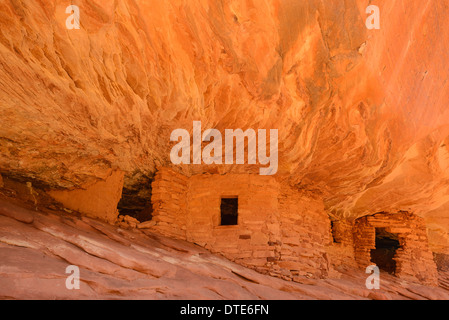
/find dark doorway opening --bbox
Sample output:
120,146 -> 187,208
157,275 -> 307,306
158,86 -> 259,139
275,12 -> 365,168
117,174 -> 153,222
220,197 -> 238,225
370,228 -> 400,274
330,220 -> 340,243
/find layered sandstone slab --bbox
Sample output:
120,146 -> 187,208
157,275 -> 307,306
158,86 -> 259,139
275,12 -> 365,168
1,195 -> 449,300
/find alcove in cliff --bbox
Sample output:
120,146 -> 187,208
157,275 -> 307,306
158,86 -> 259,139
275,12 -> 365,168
117,173 -> 153,222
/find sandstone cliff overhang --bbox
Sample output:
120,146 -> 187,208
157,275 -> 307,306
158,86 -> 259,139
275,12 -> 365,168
0,0 -> 449,263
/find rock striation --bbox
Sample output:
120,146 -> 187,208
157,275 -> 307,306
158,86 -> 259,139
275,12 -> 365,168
1,193 -> 449,300
0,0 -> 449,297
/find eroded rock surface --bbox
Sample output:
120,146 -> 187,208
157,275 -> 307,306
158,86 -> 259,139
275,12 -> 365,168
0,0 -> 449,296
1,0 -> 448,236
1,195 -> 449,300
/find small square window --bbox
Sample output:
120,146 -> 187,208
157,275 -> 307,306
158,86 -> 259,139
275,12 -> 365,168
220,197 -> 238,225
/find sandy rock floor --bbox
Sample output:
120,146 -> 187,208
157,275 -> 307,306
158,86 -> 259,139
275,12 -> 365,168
1,197 -> 449,300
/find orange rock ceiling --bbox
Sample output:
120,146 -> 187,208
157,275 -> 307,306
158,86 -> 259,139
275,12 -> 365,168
0,1 -> 448,242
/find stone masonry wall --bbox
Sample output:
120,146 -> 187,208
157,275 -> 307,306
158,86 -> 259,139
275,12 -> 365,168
275,186 -> 332,279
327,220 -> 357,270
150,168 -> 333,280
353,212 -> 438,286
186,174 -> 280,275
150,168 -> 188,239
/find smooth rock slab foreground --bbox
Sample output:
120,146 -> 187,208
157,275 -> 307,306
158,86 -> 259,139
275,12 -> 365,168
0,198 -> 449,300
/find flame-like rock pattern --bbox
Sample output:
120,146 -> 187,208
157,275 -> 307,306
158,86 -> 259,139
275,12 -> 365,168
0,1 -> 448,248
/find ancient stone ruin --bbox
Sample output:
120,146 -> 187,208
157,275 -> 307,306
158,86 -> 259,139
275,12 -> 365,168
150,168 -> 331,280
1,0 -> 449,300
144,168 -> 441,286
352,212 -> 438,286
